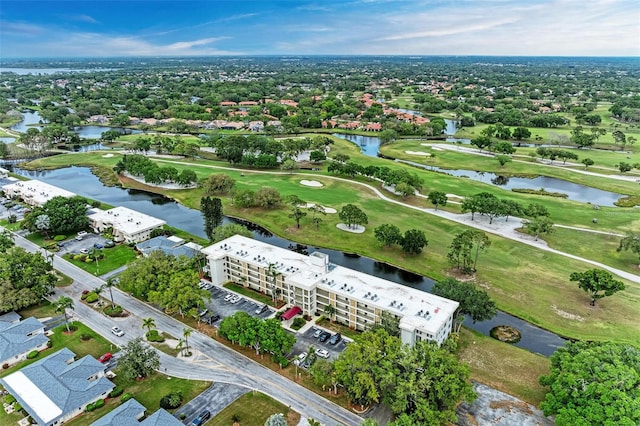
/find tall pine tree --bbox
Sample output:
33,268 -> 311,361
200,197 -> 223,240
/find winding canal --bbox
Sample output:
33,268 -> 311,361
14,166 -> 567,356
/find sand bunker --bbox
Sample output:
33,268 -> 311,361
336,224 -> 366,234
300,180 -> 323,187
101,153 -> 114,158
405,150 -> 431,156
302,203 -> 337,213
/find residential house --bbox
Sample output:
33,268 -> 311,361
91,398 -> 182,426
136,235 -> 201,259
0,348 -> 115,426
0,313 -> 48,368
248,121 -> 264,132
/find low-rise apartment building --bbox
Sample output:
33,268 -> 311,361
88,206 -> 166,244
202,235 -> 458,346
2,180 -> 75,207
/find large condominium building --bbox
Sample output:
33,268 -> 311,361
2,180 -> 76,207
88,206 -> 166,244
202,235 -> 459,346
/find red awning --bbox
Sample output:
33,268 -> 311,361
281,306 -> 302,320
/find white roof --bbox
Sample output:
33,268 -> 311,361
2,180 -> 75,205
88,206 -> 165,236
203,235 -> 458,335
2,371 -> 62,423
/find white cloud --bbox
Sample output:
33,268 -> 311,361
0,21 -> 44,36
216,13 -> 259,23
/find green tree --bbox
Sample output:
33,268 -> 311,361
580,158 -> 594,169
287,195 -> 307,229
142,317 -> 156,334
618,161 -> 632,173
182,328 -> 192,356
427,191 -> 447,211
339,204 -> 368,229
617,233 -> 640,267
103,277 -> 118,308
202,173 -> 236,195
495,154 -> 512,167
569,269 -> 625,306
512,126 -> 531,140
323,304 -> 336,323
233,189 -> 255,208
470,135 -> 493,152
374,224 -> 402,247
432,278 -> 497,332
368,311 -> 400,337
264,413 -> 287,426
447,230 -> 490,273
23,196 -> 89,235
523,216 -> 554,241
0,229 -> 14,252
379,129 -> 398,144
118,337 -> 160,380
400,229 -> 428,255
524,203 -> 550,218
254,187 -> 282,209
55,296 -> 74,333
200,196 -> 223,241
281,158 -> 297,174
539,341 -> 640,426
210,223 -> 252,242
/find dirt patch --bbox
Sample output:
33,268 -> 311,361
551,304 -> 585,321
489,400 -> 534,415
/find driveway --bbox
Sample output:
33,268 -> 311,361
201,285 -> 274,325
56,232 -> 111,255
289,326 -> 348,364
175,382 -> 248,425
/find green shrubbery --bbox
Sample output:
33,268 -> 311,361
4,395 -> 16,404
104,305 -> 124,317
159,391 -> 183,409
85,292 -> 98,303
146,329 -> 165,342
121,393 -> 133,402
109,386 -> 124,398
291,317 -> 306,330
27,350 -> 39,359
53,235 -> 66,241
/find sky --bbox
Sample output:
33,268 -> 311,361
1,0 -> 639,58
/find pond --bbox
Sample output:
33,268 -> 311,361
12,166 -> 567,356
333,133 -> 625,206
10,110 -> 141,139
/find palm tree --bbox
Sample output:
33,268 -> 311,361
142,317 -> 156,336
323,304 -> 336,323
103,277 -> 117,308
267,263 -> 281,302
182,328 -> 192,356
55,296 -> 74,333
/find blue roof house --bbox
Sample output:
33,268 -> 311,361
0,312 -> 49,368
91,398 -> 182,426
0,348 -> 115,426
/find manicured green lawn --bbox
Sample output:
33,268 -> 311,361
210,392 -> 299,426
18,300 -> 59,319
63,245 -> 138,275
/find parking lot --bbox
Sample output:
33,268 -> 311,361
200,285 -> 275,325
56,232 -> 112,255
289,325 -> 349,365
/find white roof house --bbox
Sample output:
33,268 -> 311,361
88,206 -> 166,244
0,348 -> 114,426
0,313 -> 48,367
202,235 -> 459,346
2,180 -> 76,207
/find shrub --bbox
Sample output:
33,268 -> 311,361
180,413 -> 187,420
8,215 -> 17,224
291,317 -> 306,330
4,395 -> 16,404
80,290 -> 89,300
73,254 -> 84,261
27,350 -> 39,359
86,403 -> 95,412
2,363 -> 9,370
80,333 -> 92,341
104,305 -> 123,317
109,387 -> 124,398
53,235 -> 66,241
314,315 -> 325,324
85,292 -> 98,303
159,391 -> 183,409
46,340 -> 53,348
146,329 -> 165,342
13,403 -> 22,413
121,393 -> 133,402
93,399 -> 105,409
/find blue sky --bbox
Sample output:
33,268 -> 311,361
1,0 -> 639,58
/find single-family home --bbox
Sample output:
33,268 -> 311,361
0,348 -> 115,426
136,235 -> 201,259
91,398 -> 182,426
0,312 -> 49,368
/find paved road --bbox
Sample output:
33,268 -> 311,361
10,232 -> 363,426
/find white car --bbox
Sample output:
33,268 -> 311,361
292,353 -> 307,366
315,348 -> 330,359
224,293 -> 234,302
230,295 -> 242,304
76,231 -> 88,241
313,328 -> 323,338
111,326 -> 124,337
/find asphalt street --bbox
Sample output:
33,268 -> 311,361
10,231 -> 363,426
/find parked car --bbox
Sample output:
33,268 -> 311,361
98,353 -> 113,363
191,409 -> 211,426
209,314 -> 220,323
104,240 -> 115,248
313,328 -> 323,338
315,348 -> 330,359
80,248 -> 89,254
111,326 -> 124,337
93,243 -> 104,249
198,309 -> 208,317
76,231 -> 88,241
329,333 -> 342,345
230,295 -> 241,304
319,331 -> 331,342
292,352 -> 307,366
254,304 -> 268,315
197,281 -> 207,289
224,293 -> 234,302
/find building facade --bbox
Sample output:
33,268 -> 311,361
0,313 -> 49,368
202,235 -> 458,346
2,180 -> 76,207
88,206 -> 166,244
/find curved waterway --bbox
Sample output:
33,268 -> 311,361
13,166 -> 566,356
334,133 -> 624,206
